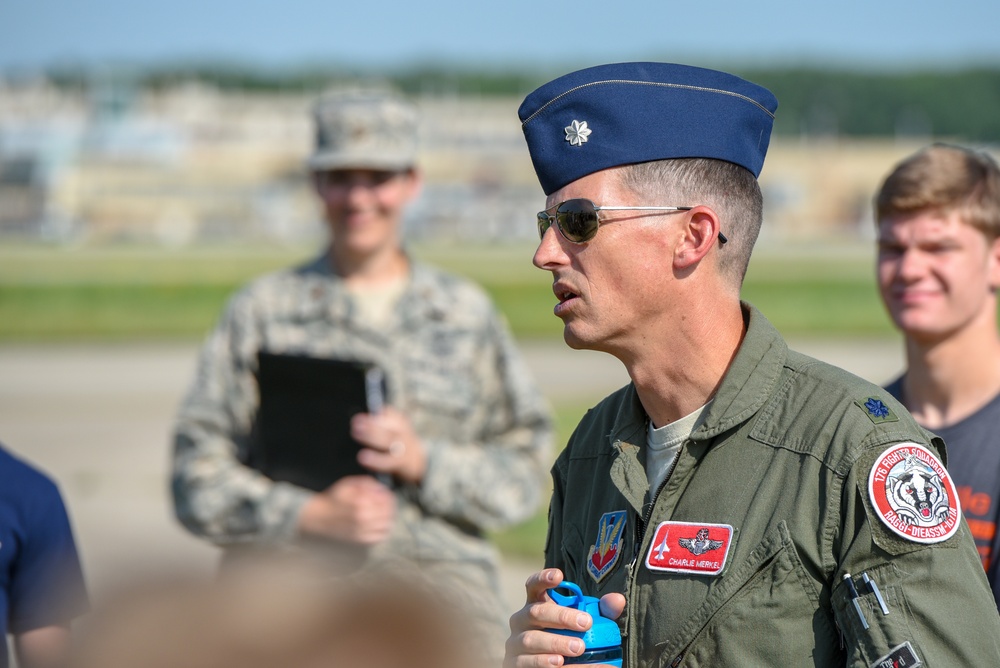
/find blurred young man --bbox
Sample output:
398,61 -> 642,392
170,87 -> 552,662
876,143 -> 1000,604
504,63 -> 1000,668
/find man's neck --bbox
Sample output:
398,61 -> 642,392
902,315 -> 1000,429
624,298 -> 746,428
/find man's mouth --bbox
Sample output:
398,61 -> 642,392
552,283 -> 580,316
893,290 -> 939,308
556,290 -> 578,304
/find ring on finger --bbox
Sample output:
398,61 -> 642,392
389,441 -> 405,457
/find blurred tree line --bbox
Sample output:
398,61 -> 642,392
44,64 -> 1000,142
746,68 -> 1000,141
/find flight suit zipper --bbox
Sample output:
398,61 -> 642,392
634,444 -> 681,555
625,443 -> 683,667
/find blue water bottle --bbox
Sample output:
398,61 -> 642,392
546,581 -> 623,666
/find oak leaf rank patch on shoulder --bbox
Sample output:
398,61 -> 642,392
857,396 -> 899,424
868,442 -> 961,544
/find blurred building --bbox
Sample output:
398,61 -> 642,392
0,74 -> 995,245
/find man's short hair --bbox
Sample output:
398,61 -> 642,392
618,158 -> 763,285
875,143 -> 1000,238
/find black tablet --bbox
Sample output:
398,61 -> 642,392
249,351 -> 386,491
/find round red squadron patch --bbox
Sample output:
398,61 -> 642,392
867,442 -> 961,544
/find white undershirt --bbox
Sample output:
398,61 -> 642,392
646,400 -> 713,494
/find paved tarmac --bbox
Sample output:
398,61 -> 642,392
0,337 -> 903,612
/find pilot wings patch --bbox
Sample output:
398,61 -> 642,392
678,528 -> 725,556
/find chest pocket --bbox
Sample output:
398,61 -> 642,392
658,522 -> 838,667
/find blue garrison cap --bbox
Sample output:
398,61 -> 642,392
519,62 -> 778,195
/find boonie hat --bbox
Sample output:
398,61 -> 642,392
518,62 -> 778,195
308,87 -> 419,172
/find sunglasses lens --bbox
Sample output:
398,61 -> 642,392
556,200 -> 599,243
537,213 -> 552,240
537,199 -> 600,243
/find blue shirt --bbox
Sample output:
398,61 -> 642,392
0,445 -> 88,666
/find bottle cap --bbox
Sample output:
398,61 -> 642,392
546,581 -> 622,654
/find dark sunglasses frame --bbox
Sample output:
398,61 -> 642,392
537,198 -> 728,245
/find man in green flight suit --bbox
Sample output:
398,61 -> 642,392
504,62 -> 1000,667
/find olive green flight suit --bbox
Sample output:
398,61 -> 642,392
546,305 -> 1000,667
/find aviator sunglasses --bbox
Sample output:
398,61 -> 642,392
537,198 -> 728,245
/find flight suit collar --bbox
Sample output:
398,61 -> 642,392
605,302 -> 787,514
608,301 -> 787,447
694,302 -> 788,441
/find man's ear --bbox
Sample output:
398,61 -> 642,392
673,206 -> 722,270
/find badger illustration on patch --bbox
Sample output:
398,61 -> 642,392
887,454 -> 951,527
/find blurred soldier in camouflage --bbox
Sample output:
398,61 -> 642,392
170,87 -> 553,662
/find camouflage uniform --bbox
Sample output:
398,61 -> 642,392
172,250 -> 553,659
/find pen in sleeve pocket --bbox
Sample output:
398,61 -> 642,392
842,573 -> 869,630
862,572 -> 890,615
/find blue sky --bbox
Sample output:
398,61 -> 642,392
1,0 -> 998,74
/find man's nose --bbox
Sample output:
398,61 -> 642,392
896,249 -> 926,280
533,224 -> 568,270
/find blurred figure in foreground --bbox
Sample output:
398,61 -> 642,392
170,86 -> 552,662
876,143 -> 1000,605
0,442 -> 88,668
69,568 -> 474,668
